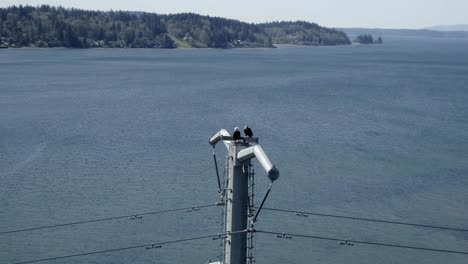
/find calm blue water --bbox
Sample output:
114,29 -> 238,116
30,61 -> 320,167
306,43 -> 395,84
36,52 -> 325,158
1,37 -> 468,264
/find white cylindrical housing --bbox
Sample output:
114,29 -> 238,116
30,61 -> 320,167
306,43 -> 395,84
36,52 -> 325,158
237,145 -> 279,182
209,129 -> 231,149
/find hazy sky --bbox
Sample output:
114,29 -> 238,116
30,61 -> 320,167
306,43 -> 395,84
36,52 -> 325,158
2,0 -> 467,29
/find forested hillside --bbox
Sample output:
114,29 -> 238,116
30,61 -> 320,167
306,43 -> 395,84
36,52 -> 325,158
0,5 -> 350,48
163,13 -> 271,48
259,21 -> 350,46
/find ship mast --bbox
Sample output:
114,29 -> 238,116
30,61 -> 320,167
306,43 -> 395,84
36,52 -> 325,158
209,128 -> 279,264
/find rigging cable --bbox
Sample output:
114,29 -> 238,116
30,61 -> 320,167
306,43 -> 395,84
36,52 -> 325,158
212,146 -> 222,194
262,207 -> 468,232
252,183 -> 273,223
255,230 -> 468,256
0,203 -> 220,235
12,230 -> 248,264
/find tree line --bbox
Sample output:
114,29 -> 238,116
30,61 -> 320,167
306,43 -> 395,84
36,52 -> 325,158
0,5 -> 351,48
353,34 -> 383,44
259,21 -> 350,46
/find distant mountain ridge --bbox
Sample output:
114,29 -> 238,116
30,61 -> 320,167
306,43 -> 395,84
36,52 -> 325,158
425,25 -> 468,32
339,27 -> 468,39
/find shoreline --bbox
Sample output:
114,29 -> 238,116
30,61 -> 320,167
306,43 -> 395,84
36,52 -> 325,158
1,43 -> 355,50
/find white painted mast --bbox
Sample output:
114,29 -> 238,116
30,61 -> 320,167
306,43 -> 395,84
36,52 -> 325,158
209,128 -> 279,264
